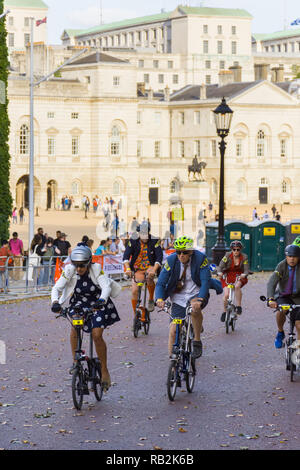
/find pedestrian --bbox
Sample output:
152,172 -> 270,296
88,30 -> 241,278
109,196 -> 114,212
252,207 -> 257,220
19,207 -> 24,224
271,204 -> 277,218
36,227 -> 46,246
12,207 -> 17,224
263,210 -> 269,220
61,196 -> 65,211
64,196 -> 69,211
275,211 -> 281,221
131,217 -> 139,233
93,198 -> 98,213
0,240 -> 12,292
9,232 -> 24,280
84,197 -> 90,218
208,201 -> 213,220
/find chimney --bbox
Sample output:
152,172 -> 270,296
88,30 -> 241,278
218,70 -> 234,87
164,85 -> 170,101
200,83 -> 206,99
271,66 -> 284,82
229,65 -> 242,82
254,63 -> 269,81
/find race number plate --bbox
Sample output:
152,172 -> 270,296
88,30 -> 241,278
72,319 -> 84,326
172,319 -> 183,324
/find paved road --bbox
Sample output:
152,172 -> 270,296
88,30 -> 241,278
0,273 -> 299,451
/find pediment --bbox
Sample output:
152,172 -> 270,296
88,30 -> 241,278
230,81 -> 298,106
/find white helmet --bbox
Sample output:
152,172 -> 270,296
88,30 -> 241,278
70,245 -> 92,265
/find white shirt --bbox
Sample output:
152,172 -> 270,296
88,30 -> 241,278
170,260 -> 199,308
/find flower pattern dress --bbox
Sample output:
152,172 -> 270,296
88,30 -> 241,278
69,270 -> 120,332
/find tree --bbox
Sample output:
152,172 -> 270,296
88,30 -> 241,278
0,1 -> 12,240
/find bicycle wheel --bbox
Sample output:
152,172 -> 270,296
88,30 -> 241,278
167,360 -> 178,401
225,308 -> 231,334
143,309 -> 150,335
72,366 -> 84,410
92,358 -> 103,401
133,309 -> 141,338
185,339 -> 196,393
230,314 -> 237,332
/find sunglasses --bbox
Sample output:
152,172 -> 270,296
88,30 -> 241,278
176,250 -> 191,255
72,262 -> 89,268
232,248 -> 241,252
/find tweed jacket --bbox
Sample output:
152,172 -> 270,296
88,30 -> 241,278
267,259 -> 300,303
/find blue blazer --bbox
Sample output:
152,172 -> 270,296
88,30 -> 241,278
155,250 -> 222,301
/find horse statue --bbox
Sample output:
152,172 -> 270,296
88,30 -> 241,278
188,156 -> 207,181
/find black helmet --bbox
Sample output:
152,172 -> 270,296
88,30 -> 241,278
70,245 -> 92,265
285,244 -> 300,258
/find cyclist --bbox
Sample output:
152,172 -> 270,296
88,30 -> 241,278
155,236 -> 222,359
266,244 -> 300,348
51,245 -> 121,391
123,226 -> 163,322
217,240 -> 249,322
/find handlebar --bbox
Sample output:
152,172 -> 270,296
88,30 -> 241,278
260,296 -> 300,311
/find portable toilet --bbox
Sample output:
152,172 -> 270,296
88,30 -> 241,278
285,219 -> 300,245
249,220 -> 286,271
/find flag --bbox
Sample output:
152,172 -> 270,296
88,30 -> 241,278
54,258 -> 64,283
291,18 -> 300,26
36,17 -> 47,27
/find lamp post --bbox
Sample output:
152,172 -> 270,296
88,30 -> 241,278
211,97 -> 233,265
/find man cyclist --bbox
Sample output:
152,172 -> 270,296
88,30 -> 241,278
51,245 -> 121,391
217,240 -> 249,322
266,244 -> 300,349
155,236 -> 221,359
123,226 -> 163,322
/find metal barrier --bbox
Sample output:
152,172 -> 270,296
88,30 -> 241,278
0,255 -> 125,298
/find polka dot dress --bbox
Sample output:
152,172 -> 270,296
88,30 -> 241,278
69,270 -> 120,332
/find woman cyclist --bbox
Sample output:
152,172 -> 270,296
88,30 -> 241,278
51,245 -> 121,391
217,240 -> 250,322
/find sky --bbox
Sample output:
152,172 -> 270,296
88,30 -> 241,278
44,0 -> 300,44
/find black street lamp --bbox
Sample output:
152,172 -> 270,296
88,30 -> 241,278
211,97 -> 233,265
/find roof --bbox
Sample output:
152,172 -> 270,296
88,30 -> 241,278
4,0 -> 48,8
253,27 -> 300,42
76,11 -> 171,37
75,5 -> 252,38
170,81 -> 261,102
177,6 -> 252,18
62,29 -> 85,38
69,51 -> 128,66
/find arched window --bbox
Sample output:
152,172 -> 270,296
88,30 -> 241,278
170,179 -> 179,193
110,125 -> 120,155
237,179 -> 247,199
282,180 -> 287,193
256,130 -> 265,157
113,180 -> 120,195
71,180 -> 80,195
20,124 -> 29,154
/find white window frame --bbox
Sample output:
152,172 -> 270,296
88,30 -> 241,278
71,136 -> 79,156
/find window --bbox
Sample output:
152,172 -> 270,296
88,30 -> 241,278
232,25 -> 236,35
110,126 -> 120,155
8,33 -> 14,47
71,112 -> 79,119
205,75 -> 211,84
173,74 -> 179,84
236,139 -> 243,158
24,33 -> 30,46
138,59 -> 144,68
48,136 -> 55,156
24,17 -> 30,27
219,60 -> 225,70
8,16 -> 14,26
71,181 -> 80,195
47,112 -> 55,119
237,179 -> 246,198
72,136 -> 79,155
203,40 -> 209,53
205,60 -> 211,69
257,130 -> 265,157
211,139 -> 217,157
137,111 -> 142,124
153,60 -> 159,68
217,25 -> 222,35
154,112 -> 161,125
170,179 -> 179,193
179,112 -> 185,125
280,139 -> 287,158
113,76 -> 120,86
217,41 -> 223,54
179,141 -> 185,158
203,24 -> 208,34
158,74 -> 164,84
168,60 -> 173,69
137,140 -> 142,157
19,124 -> 29,154
194,140 -> 201,157
144,73 -> 149,84
231,41 -> 237,54
194,111 -> 200,124
282,180 -> 287,193
154,140 -> 161,158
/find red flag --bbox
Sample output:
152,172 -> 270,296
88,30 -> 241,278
54,258 -> 64,283
36,17 -> 47,27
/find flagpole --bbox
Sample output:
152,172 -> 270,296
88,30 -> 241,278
29,17 -> 34,250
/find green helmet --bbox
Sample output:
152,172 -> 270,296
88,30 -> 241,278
293,236 -> 300,247
174,236 -> 194,250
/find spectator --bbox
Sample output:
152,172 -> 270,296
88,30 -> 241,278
271,204 -> 277,218
77,235 -> 89,247
39,237 -> 59,285
87,239 -> 94,250
53,233 -> 71,258
95,240 -> 107,255
275,211 -> 281,221
252,207 -> 257,220
263,210 -> 269,220
131,217 -> 139,232
109,196 -> 114,212
36,227 -> 46,246
12,207 -> 17,224
0,240 -> 12,292
27,234 -> 43,282
115,237 -> 125,255
9,232 -> 24,281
